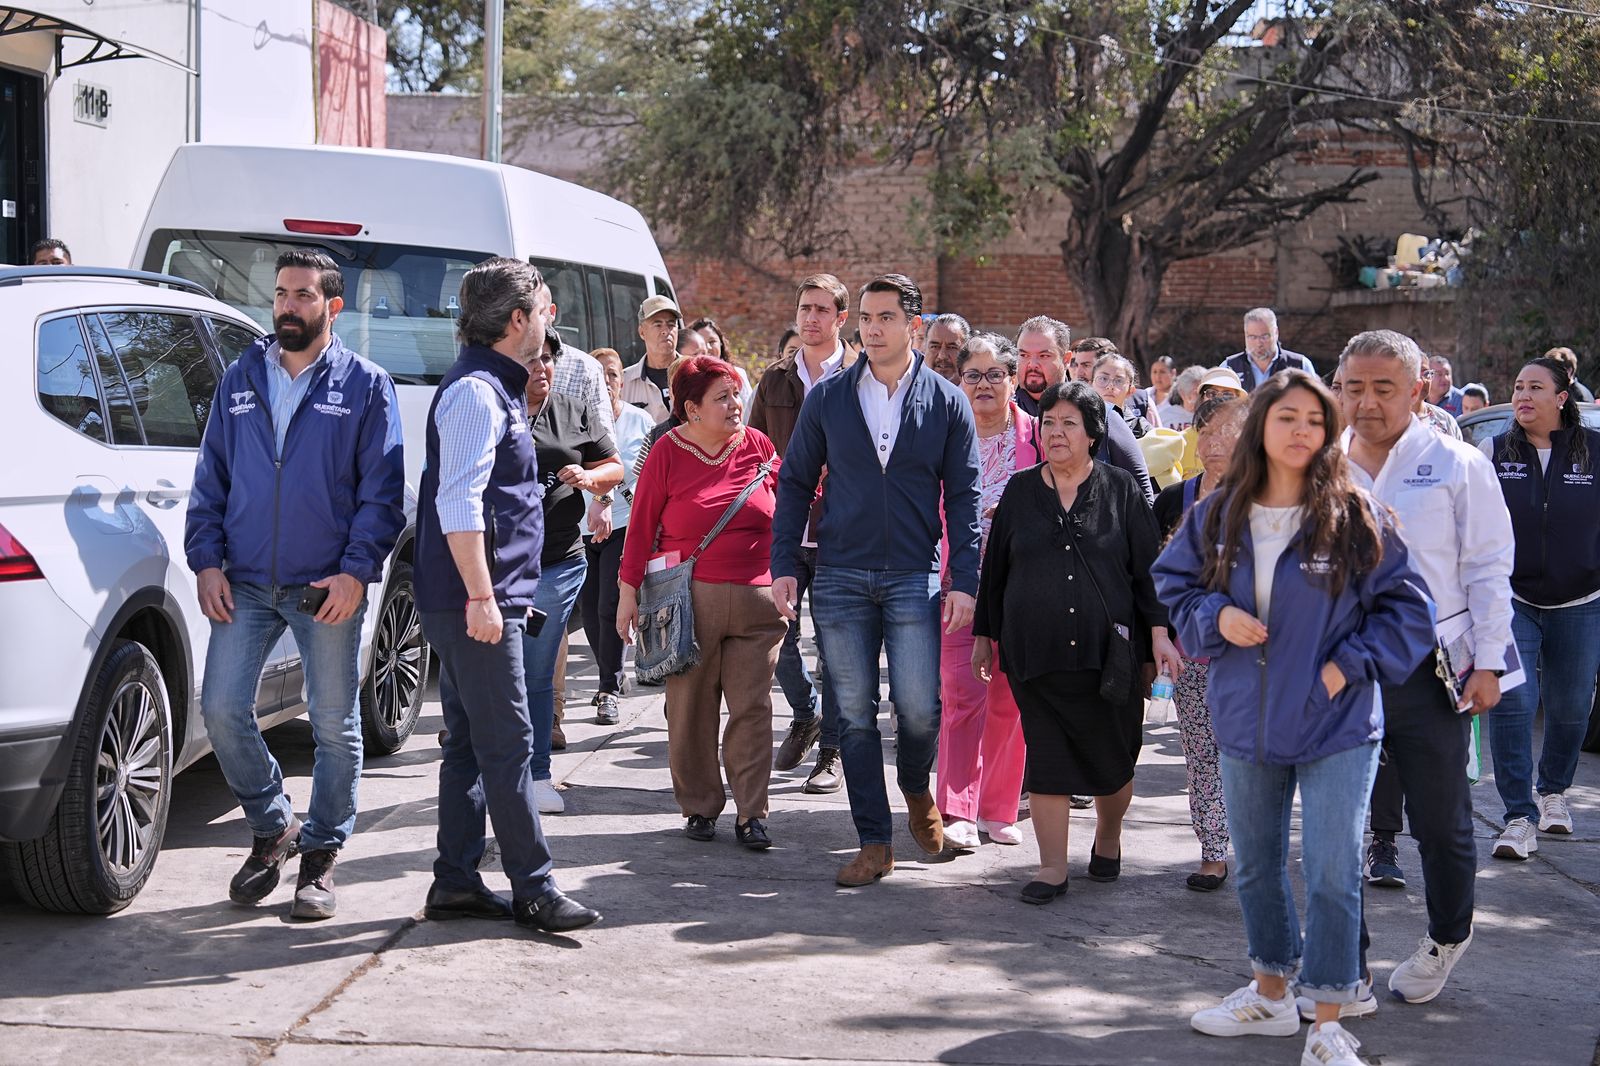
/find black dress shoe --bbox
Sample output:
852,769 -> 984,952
424,883 -> 514,920
735,818 -> 773,850
685,814 -> 716,841
1087,846 -> 1122,882
1020,878 -> 1069,904
514,892 -> 601,933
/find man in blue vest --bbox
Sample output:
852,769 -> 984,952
414,257 -> 600,933
187,248 -> 405,920
1222,307 -> 1316,391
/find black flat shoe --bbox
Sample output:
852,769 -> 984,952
685,814 -> 716,841
735,818 -> 773,850
1087,846 -> 1121,882
424,883 -> 514,920
1020,878 -> 1069,904
1186,867 -> 1229,892
514,891 -> 601,933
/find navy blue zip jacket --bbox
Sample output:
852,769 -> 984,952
772,353 -> 982,594
186,333 -> 406,587
1151,492 -> 1436,766
1488,426 -> 1600,606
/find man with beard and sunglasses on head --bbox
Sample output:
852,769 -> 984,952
187,248 -> 405,919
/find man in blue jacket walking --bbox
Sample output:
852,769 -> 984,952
186,249 -> 405,919
771,273 -> 983,886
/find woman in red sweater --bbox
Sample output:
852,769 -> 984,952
618,356 -> 787,849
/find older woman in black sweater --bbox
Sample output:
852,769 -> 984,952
973,381 -> 1181,903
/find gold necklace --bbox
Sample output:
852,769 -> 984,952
670,426 -> 743,466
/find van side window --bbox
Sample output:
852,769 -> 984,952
607,271 -> 648,364
529,258 -> 591,352
653,277 -> 675,304
36,316 -> 108,443
584,268 -> 609,351
95,312 -> 219,447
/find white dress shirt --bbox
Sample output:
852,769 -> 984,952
857,355 -> 916,468
795,343 -> 845,395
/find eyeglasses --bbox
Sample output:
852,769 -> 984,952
960,368 -> 1011,385
1093,373 -> 1131,389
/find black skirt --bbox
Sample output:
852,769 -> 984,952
1008,668 -> 1142,796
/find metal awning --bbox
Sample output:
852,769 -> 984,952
0,6 -> 195,76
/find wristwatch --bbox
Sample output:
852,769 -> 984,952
595,493 -> 614,505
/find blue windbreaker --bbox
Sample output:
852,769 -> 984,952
185,333 -> 405,587
1151,492 -> 1436,766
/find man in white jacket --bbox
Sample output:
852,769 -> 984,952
1335,329 -> 1514,1013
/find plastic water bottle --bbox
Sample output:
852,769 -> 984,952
1146,670 -> 1175,726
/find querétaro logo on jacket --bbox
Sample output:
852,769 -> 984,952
1497,461 -> 1528,480
229,389 -> 257,415
314,387 -> 352,418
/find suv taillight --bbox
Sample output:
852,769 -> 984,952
0,522 -> 43,582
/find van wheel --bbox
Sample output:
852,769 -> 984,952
0,640 -> 172,914
360,561 -> 429,756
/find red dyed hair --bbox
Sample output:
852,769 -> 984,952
671,355 -> 741,422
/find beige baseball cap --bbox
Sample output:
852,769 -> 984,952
1198,366 -> 1247,396
637,294 -> 681,324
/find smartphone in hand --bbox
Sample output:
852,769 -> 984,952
298,586 -> 331,614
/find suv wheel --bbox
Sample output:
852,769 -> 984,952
360,561 -> 429,755
1,640 -> 173,914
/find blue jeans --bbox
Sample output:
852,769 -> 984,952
524,555 -> 588,781
1490,598 -> 1600,823
200,581 -> 367,851
423,610 -> 557,905
810,566 -> 942,847
774,547 -> 840,749
1220,742 -> 1380,1003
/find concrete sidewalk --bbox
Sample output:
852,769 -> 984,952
2,647 -> 1597,1065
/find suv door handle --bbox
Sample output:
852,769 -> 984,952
145,479 -> 186,507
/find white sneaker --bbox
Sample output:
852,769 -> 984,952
1302,1021 -> 1363,1066
1295,978 -> 1377,1021
1493,817 -> 1538,860
1537,792 -> 1574,834
1388,929 -> 1472,1004
943,819 -> 980,849
978,819 -> 1023,845
534,778 -> 565,814
1190,981 -> 1301,1038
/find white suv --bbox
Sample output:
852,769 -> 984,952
0,266 -> 428,914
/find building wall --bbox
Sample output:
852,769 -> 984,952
388,93 -> 1466,373
0,1 -> 381,268
315,0 -> 386,147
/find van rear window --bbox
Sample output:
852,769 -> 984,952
143,230 -> 493,386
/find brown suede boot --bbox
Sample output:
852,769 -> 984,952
835,844 -> 894,887
903,790 -> 945,855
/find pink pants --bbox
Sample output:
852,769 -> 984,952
935,625 -> 1026,823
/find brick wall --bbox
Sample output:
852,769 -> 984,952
389,95 -> 1476,375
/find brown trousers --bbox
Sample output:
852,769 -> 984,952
664,581 -> 786,821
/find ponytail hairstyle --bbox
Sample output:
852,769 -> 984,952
1199,370 -> 1384,599
1498,357 -> 1589,473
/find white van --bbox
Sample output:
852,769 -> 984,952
132,143 -> 677,488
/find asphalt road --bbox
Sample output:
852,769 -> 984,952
3,637 -> 1597,1066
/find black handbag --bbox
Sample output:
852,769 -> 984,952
633,456 -> 776,684
1049,473 -> 1137,706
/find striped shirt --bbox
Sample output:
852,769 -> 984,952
433,377 -> 509,535
263,339 -> 330,457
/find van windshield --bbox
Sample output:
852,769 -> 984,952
143,230 -> 493,386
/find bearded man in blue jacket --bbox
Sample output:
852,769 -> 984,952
186,248 -> 404,920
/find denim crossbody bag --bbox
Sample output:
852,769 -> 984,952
634,458 -> 776,683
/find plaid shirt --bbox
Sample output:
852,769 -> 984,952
550,341 -> 613,438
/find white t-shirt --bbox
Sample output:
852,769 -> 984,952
1157,402 -> 1192,432
1250,504 -> 1303,620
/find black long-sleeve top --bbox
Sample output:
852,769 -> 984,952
973,461 -> 1168,683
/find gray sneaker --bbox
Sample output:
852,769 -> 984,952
595,692 -> 620,725
802,746 -> 843,794
290,848 -> 339,920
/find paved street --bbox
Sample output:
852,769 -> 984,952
3,634 -> 1598,1066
